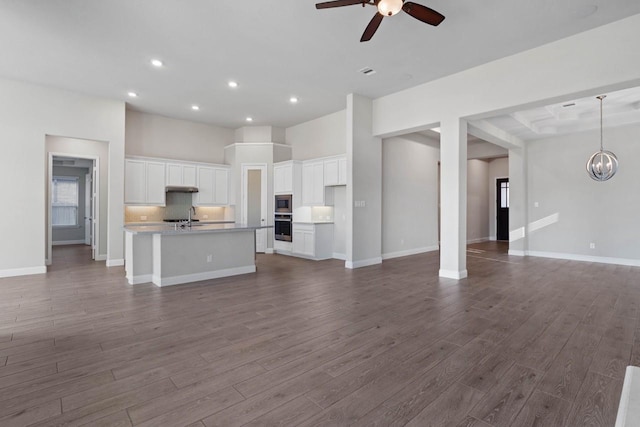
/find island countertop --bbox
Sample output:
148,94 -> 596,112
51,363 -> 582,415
124,223 -> 272,235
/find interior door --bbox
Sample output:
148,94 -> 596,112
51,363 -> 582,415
242,164 -> 267,253
84,172 -> 91,246
496,178 -> 509,241
91,163 -> 98,260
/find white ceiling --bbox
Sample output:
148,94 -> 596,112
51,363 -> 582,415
481,86 -> 640,141
1,1 -> 639,129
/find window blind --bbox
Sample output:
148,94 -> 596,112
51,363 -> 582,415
52,176 -> 79,226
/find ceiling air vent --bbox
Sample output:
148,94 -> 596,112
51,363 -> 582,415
358,67 -> 376,76
562,103 -> 576,107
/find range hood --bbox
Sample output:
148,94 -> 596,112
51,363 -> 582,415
165,186 -> 199,193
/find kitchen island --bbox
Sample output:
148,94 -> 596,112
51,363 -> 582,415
124,223 -> 271,287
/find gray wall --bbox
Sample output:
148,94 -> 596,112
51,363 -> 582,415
51,166 -> 89,244
382,135 -> 440,258
527,123 -> 640,261
287,110 -> 346,160
126,110 -> 233,164
467,159 -> 490,243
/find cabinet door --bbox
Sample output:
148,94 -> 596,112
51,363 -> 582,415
274,164 -> 292,194
146,162 -> 166,205
312,162 -> 324,205
182,165 -> 197,187
125,160 -> 146,204
196,166 -> 215,205
324,159 -> 339,186
303,231 -> 315,256
292,230 -> 305,254
166,163 -> 182,186
338,157 -> 347,185
214,168 -> 228,205
302,163 -> 315,206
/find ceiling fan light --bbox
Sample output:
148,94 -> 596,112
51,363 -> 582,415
377,0 -> 403,16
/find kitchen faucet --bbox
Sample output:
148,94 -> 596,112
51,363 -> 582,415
188,206 -> 196,226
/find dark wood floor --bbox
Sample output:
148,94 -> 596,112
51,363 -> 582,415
0,242 -> 636,426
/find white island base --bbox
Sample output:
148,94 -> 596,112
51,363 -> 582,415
125,224 -> 264,287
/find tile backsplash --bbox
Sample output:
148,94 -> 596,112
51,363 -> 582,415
125,194 -> 228,223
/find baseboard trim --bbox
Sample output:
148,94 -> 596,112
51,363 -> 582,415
508,250 -> 527,256
489,235 -> 497,241
467,237 -> 490,244
265,248 -> 274,254
127,274 -> 152,285
94,254 -> 107,261
439,269 -> 468,280
345,257 -> 382,269
332,252 -> 346,260
527,251 -> 640,267
52,240 -> 86,246
382,245 -> 439,260
106,259 -> 124,267
0,265 -> 47,278
152,265 -> 256,287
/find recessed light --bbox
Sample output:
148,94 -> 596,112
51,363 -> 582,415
127,92 -> 138,98
246,117 -> 253,122
228,81 -> 239,88
289,97 -> 299,104
151,59 -> 163,67
191,105 -> 200,111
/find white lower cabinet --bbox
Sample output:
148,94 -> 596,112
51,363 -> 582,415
292,223 -> 333,260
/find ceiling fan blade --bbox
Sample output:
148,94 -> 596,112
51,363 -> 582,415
402,2 -> 445,26
316,0 -> 368,9
360,13 -> 384,42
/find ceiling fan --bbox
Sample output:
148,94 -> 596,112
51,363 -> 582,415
315,0 -> 445,42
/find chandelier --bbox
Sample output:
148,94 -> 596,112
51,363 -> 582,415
586,95 -> 618,181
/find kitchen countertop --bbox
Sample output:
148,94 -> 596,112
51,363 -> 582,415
125,220 -> 234,226
292,221 -> 334,224
124,223 -> 272,235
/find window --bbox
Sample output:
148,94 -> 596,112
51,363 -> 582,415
500,181 -> 510,208
52,176 -> 79,227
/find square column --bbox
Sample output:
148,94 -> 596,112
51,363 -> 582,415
439,118 -> 468,279
508,147 -> 528,255
345,93 -> 382,269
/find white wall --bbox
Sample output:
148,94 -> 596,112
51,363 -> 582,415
0,77 -> 125,277
287,110 -> 346,160
467,159 -> 490,243
125,110 -> 233,164
382,135 -> 440,258
332,186 -> 347,258
488,157 -> 509,240
527,123 -> 640,263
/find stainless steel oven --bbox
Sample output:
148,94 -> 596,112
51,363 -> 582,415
275,194 -> 292,213
274,214 -> 292,242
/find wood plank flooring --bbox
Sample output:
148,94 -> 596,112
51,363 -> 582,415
0,242 -> 636,426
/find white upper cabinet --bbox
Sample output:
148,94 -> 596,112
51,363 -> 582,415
146,161 -> 166,205
195,165 -> 229,206
302,161 -> 325,206
125,160 -> 146,204
126,157 -> 228,207
166,163 -> 197,187
125,159 -> 166,206
323,155 -> 347,186
214,168 -> 228,205
274,163 -> 293,194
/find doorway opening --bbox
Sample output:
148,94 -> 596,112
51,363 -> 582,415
241,163 -> 267,253
47,153 -> 99,266
496,177 -> 509,241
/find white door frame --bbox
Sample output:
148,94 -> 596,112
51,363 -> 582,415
241,163 -> 268,253
47,152 -> 100,265
85,172 -> 91,245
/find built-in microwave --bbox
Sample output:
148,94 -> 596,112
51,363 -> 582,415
275,194 -> 292,213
